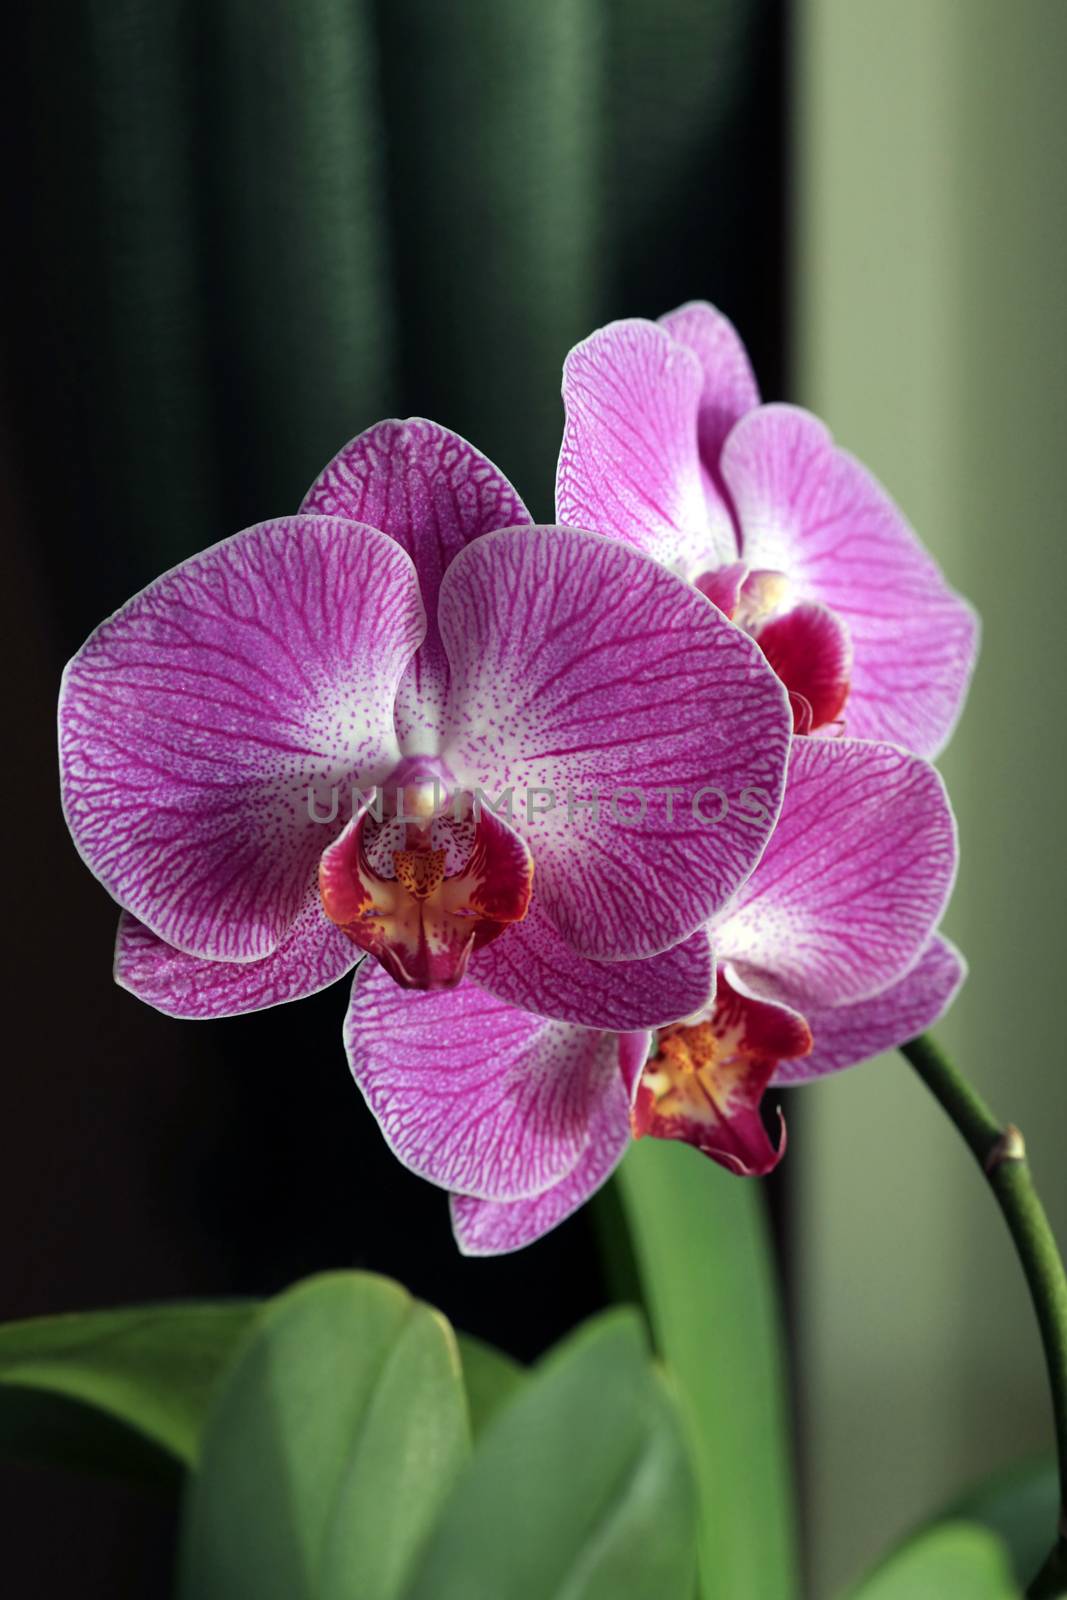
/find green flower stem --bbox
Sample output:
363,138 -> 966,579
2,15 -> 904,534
901,1034 -> 1067,1598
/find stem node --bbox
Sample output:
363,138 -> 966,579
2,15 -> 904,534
985,1122 -> 1027,1172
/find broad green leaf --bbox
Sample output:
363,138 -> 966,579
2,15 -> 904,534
404,1309 -> 698,1600
906,1456 -> 1055,1593
455,1333 -> 526,1436
617,1140 -> 798,1599
0,1302 -> 256,1478
179,1272 -> 469,1600
845,1521 -> 1018,1599
944,1457 -> 1056,1591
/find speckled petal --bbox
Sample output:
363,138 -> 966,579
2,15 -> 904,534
115,898 -> 358,1019
471,902 -> 715,1030
302,419 -> 530,752
60,516 -> 423,961
450,1033 -> 648,1255
721,404 -> 978,756
345,961 -> 630,1201
771,935 -> 967,1084
717,737 -> 957,1009
438,525 -> 792,962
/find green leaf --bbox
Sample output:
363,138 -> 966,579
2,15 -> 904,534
616,1140 -> 798,1599
940,1457 -> 1056,1591
845,1521 -> 1018,1599
454,1333 -> 526,1437
178,1272 -> 469,1600
0,1302 -> 256,1479
403,1309 -> 698,1600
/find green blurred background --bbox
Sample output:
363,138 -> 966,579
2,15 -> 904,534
2,0 -> 1066,1594
795,0 -> 1067,1590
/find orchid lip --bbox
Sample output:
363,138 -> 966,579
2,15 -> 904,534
694,562 -> 853,734
318,771 -> 534,991
632,975 -> 811,1176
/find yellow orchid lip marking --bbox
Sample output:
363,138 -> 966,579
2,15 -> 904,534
632,985 -> 810,1176
393,847 -> 447,900
638,1022 -> 728,1126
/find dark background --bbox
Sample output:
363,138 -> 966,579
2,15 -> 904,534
2,2 -> 785,1591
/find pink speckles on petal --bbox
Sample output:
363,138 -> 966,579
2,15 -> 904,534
449,1031 -> 646,1255
557,319 -> 717,570
115,898 -> 358,1020
437,526 -> 792,963
771,935 -> 967,1085
471,902 -> 715,1030
718,737 -> 958,1011
721,404 -> 978,757
59,516 -> 424,961
345,963 -> 628,1202
302,419 -> 531,754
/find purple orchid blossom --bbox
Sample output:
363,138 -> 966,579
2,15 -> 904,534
557,302 -> 978,756
60,419 -> 792,1029
345,735 -> 962,1255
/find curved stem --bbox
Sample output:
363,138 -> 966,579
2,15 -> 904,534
901,1034 -> 1067,1598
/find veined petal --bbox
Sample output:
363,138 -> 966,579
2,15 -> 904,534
718,738 -> 957,1010
115,898 -> 358,1020
660,299 -> 759,547
771,935 -> 967,1085
450,1033 -> 647,1256
438,525 -> 792,962
302,419 -> 530,752
345,963 -> 625,1201
721,404 -> 978,757
633,974 -> 806,1176
471,903 -> 716,1030
59,516 -> 424,961
557,318 -> 719,570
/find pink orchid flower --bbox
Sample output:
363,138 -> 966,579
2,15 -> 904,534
557,303 -> 978,756
60,419 -> 792,1027
345,736 -> 962,1254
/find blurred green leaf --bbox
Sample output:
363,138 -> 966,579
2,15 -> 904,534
403,1308 -> 698,1600
616,1140 -> 798,1600
178,1272 -> 469,1600
454,1333 -> 526,1437
945,1457 -> 1057,1591
844,1521 -> 1018,1599
0,1302 -> 256,1479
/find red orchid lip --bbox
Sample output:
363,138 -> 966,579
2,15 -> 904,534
631,974 -> 810,1177
319,781 -> 534,990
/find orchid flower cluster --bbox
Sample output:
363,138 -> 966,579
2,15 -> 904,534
59,302 -> 977,1254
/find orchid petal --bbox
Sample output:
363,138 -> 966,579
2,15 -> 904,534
302,419 -> 530,752
438,525 -> 791,961
345,962 -> 628,1201
557,319 -> 719,570
471,902 -> 715,1030
60,516 -> 423,961
718,737 -> 957,1009
721,404 -> 978,757
115,898 -> 358,1020
694,560 -> 748,615
771,935 -> 967,1085
660,299 -> 759,545
449,1033 -> 647,1256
